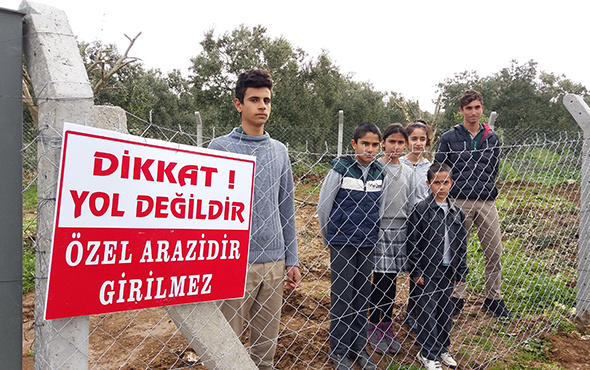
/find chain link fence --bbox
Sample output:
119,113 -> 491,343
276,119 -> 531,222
21,114 -> 582,368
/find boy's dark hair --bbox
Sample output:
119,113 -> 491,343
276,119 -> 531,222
353,122 -> 382,142
427,162 -> 453,182
406,119 -> 433,147
460,89 -> 484,108
383,123 -> 408,142
235,69 -> 273,103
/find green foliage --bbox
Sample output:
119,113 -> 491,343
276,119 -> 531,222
22,184 -> 37,256
436,60 -> 588,139
22,184 -> 37,211
464,237 -> 486,294
22,183 -> 38,294
499,144 -> 581,186
188,25 -> 408,153
23,253 -> 35,294
386,363 -> 421,370
80,40 -> 197,132
520,339 -> 552,361
558,318 -> 577,333
490,360 -> 563,370
506,264 -> 576,313
465,145 -> 579,316
291,156 -> 331,182
78,30 -> 589,153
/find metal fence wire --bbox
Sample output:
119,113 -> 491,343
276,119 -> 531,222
22,115 -> 582,369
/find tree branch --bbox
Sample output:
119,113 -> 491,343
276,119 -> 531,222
93,32 -> 142,94
22,67 -> 38,126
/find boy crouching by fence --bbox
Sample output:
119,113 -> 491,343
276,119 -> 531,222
407,162 -> 468,370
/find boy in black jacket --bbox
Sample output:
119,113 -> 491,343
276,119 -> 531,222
407,162 -> 467,370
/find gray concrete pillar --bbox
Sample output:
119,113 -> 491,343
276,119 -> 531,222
563,94 -> 590,322
20,1 -> 94,368
166,303 -> 257,369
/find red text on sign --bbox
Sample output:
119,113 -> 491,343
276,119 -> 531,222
99,272 -> 213,305
93,150 -> 218,187
135,194 -> 245,222
70,190 -> 126,218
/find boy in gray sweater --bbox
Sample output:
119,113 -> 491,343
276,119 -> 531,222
208,69 -> 301,370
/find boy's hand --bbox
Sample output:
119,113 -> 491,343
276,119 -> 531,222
412,276 -> 424,285
285,266 -> 301,290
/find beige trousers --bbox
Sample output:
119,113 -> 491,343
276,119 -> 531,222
218,260 -> 285,370
452,199 -> 503,300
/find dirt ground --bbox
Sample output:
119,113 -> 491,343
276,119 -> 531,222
546,327 -> 590,370
21,283 -> 590,369
21,182 -> 590,369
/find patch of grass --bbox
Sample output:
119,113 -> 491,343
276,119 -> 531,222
520,338 -> 552,361
386,363 -> 421,370
464,237 -> 486,294
558,318 -> 577,333
291,157 -> 330,183
490,361 -> 563,370
500,147 -> 581,187
505,266 -> 576,315
499,160 -> 519,183
298,229 -> 315,244
488,338 -> 562,370
22,183 -> 37,294
22,253 -> 35,294
22,183 -> 38,210
465,332 -> 496,352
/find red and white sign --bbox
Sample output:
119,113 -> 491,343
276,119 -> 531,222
45,123 -> 255,320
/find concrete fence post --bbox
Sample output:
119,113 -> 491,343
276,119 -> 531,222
21,3 -> 258,368
337,110 -> 344,157
196,111 -> 203,147
166,304 -> 257,369
21,1 -> 94,368
488,111 -> 497,130
563,93 -> 590,322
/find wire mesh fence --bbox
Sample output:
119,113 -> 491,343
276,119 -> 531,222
21,114 -> 582,369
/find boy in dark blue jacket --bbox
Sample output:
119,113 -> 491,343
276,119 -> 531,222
434,89 -> 511,319
407,162 -> 468,370
318,122 -> 384,370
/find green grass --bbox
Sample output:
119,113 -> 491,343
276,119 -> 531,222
499,147 -> 581,187
23,253 -> 35,294
520,339 -> 552,361
464,233 -> 576,316
463,175 -> 578,317
386,363 -> 421,370
22,183 -> 37,293
22,183 -> 37,212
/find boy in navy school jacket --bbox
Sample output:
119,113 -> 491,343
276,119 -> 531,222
318,122 -> 385,370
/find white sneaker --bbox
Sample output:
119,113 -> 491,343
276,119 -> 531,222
417,352 -> 442,370
440,352 -> 458,368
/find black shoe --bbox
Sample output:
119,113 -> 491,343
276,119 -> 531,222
483,298 -> 512,318
330,353 -> 354,370
450,297 -> 464,317
350,349 -> 377,370
403,312 -> 417,332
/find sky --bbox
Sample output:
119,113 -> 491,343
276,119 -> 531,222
4,0 -> 589,112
